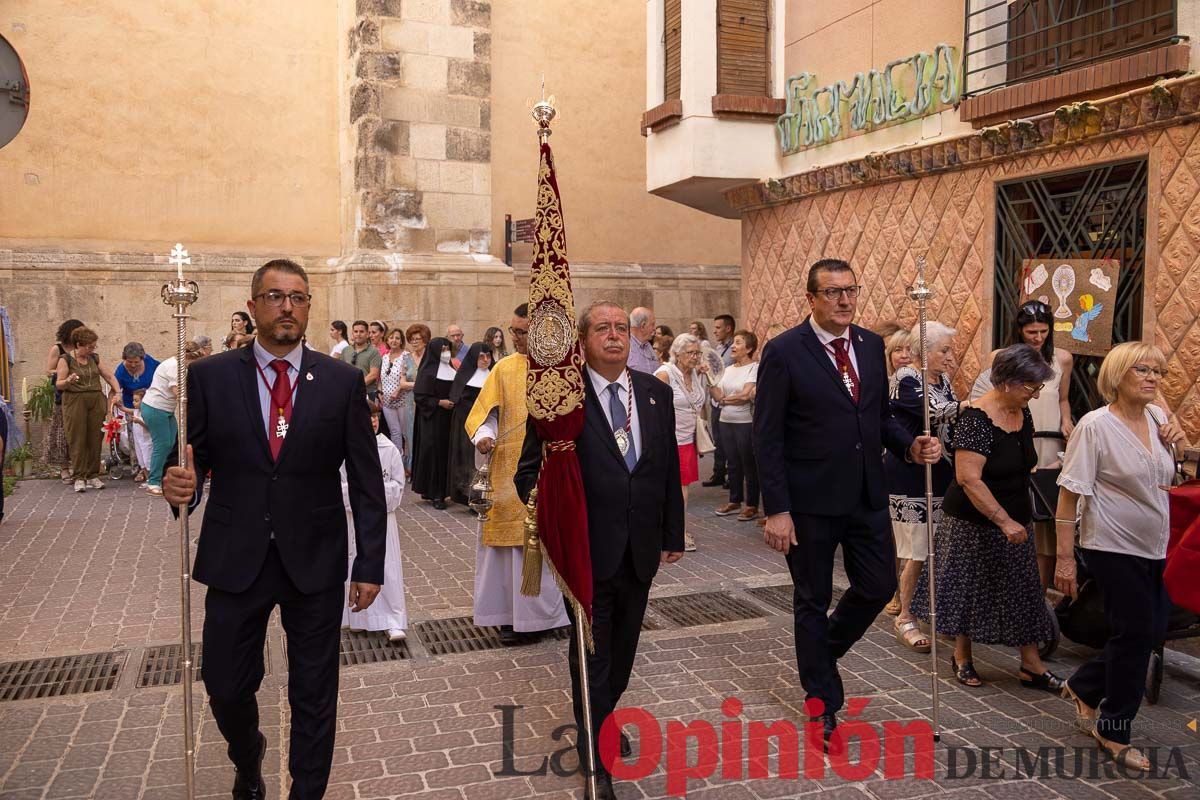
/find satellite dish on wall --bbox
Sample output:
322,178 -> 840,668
0,34 -> 30,150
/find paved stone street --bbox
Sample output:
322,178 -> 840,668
1,475 -> 1198,799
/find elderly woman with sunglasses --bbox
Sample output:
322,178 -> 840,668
1054,342 -> 1186,771
911,344 -> 1061,691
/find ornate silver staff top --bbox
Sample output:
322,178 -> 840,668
532,75 -> 556,144
907,254 -> 935,305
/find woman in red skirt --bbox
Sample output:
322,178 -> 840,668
655,333 -> 709,552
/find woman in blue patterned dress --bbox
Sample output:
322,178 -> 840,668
885,322 -> 961,653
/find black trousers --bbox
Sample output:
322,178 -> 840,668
721,421 -> 759,507
708,405 -> 726,480
785,504 -> 896,715
565,547 -> 651,775
1068,548 -> 1170,745
203,542 -> 344,800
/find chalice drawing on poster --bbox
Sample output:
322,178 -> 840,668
1051,264 -> 1076,318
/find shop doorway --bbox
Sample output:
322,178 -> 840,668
993,157 -> 1148,419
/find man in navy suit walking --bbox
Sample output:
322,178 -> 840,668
754,258 -> 940,749
164,259 -> 387,799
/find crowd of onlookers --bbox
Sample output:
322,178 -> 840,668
29,290 -> 1190,766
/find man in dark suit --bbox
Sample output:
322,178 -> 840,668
516,301 -> 685,800
754,258 -> 940,750
163,259 -> 387,800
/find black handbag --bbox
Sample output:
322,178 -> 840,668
1054,546 -> 1110,648
1029,467 -> 1061,523
1028,430 -> 1066,523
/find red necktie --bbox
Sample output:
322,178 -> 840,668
269,359 -> 293,460
829,338 -> 860,404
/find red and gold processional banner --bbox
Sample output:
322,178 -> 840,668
522,140 -> 594,643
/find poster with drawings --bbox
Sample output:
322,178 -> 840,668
1019,259 -> 1118,358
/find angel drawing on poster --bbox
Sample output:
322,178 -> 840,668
1071,294 -> 1103,343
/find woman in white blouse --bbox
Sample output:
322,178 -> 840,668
655,333 -> 707,552
708,330 -> 759,522
1054,342 -> 1185,770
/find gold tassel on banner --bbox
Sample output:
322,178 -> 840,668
520,487 -> 543,598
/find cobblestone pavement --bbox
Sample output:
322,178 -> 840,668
1,476 -> 1198,799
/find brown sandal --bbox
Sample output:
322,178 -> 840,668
895,619 -> 930,653
884,592 -> 902,616
1093,732 -> 1149,771
1062,683 -> 1098,734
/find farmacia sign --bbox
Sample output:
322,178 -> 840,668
777,43 -> 960,155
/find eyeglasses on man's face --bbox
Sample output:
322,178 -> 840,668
812,285 -> 862,302
508,326 -> 529,338
254,290 -> 311,308
1022,382 -> 1045,393
1130,364 -> 1168,380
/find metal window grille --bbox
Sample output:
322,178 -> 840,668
993,158 -> 1148,417
964,0 -> 1179,96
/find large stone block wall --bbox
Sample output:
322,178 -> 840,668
348,0 -> 494,255
2,249 -> 739,419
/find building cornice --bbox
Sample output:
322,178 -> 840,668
725,73 -> 1200,215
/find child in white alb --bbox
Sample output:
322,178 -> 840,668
341,411 -> 408,641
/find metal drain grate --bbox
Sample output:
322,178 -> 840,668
138,644 -> 204,688
415,616 -> 504,655
0,651 -> 123,701
746,584 -> 845,615
748,583 -> 794,613
341,629 -> 411,665
650,591 -> 766,628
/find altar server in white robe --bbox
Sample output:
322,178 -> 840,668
343,411 -> 409,641
465,304 -> 568,645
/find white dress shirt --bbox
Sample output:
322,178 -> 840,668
811,320 -> 860,375
252,339 -> 303,439
586,365 -> 643,461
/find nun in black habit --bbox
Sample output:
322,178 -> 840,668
411,336 -> 457,509
447,342 -> 494,506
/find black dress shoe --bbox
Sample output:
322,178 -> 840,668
813,713 -> 840,755
619,731 -> 631,758
431,498 -> 447,510
701,477 -> 725,487
498,625 -> 520,645
232,732 -> 267,800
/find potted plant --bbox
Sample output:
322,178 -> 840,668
25,376 -> 55,422
4,443 -> 34,478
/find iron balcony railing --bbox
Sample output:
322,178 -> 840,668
964,0 -> 1181,97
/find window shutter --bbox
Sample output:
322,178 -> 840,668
665,0 -> 682,101
717,0 -> 770,97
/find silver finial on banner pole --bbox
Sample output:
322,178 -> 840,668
161,243 -> 199,799
907,254 -> 940,742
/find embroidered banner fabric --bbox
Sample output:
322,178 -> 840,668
524,141 -> 593,630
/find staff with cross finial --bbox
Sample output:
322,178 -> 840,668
908,254 -> 941,741
161,243 -> 200,798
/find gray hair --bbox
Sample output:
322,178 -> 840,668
908,321 -> 957,363
630,307 -> 653,329
668,333 -> 700,365
192,334 -> 213,350
121,342 -> 146,360
991,344 -> 1054,387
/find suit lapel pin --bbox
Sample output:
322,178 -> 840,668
306,372 -> 314,381
857,334 -> 863,342
649,397 -> 656,405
